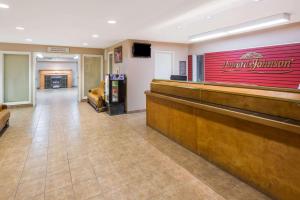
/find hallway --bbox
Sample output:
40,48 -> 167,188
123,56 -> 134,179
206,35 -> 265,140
0,90 -> 270,200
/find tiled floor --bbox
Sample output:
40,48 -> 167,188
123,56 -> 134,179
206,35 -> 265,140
0,88 -> 271,200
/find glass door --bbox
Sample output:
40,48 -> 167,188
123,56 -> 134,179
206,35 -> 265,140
3,53 -> 30,104
83,56 -> 102,97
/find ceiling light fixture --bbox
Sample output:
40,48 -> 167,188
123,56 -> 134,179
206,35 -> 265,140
107,20 -> 117,24
16,26 -> 25,30
92,34 -> 99,38
25,38 -> 32,42
0,3 -> 9,8
189,13 -> 290,42
36,53 -> 44,59
73,55 -> 79,60
83,43 -> 88,46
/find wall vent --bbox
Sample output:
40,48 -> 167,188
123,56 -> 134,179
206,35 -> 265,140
47,47 -> 70,53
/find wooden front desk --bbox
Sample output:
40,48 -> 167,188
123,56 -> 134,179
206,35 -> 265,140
145,80 -> 300,200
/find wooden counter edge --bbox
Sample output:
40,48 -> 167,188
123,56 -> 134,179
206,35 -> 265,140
151,82 -> 300,103
145,91 -> 300,135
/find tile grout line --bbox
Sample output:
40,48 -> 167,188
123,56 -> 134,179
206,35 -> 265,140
43,123 -> 50,200
66,141 -> 77,199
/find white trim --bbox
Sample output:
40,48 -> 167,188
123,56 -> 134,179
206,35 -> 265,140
5,101 -> 32,106
0,51 -> 31,105
107,51 -> 113,74
154,50 -> 175,79
82,54 -> 103,99
0,54 -> 3,104
32,52 -> 81,104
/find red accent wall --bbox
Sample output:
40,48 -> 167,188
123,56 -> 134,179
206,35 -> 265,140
188,55 -> 193,81
204,43 -> 300,89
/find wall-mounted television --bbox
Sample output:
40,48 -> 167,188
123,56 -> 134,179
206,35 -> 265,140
132,43 -> 151,58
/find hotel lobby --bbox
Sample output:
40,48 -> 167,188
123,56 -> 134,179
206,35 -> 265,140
0,0 -> 300,200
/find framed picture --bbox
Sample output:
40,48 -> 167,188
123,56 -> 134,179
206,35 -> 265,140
114,46 -> 122,63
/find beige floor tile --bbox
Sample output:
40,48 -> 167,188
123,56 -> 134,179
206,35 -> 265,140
0,185 -> 18,200
73,178 -> 102,200
0,89 -> 270,200
47,159 -> 70,176
20,165 -> 47,183
15,178 -> 45,200
46,171 -> 72,192
45,185 -> 75,200
70,166 -> 96,183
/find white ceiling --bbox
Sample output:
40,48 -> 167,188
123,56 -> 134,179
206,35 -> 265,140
0,0 -> 299,48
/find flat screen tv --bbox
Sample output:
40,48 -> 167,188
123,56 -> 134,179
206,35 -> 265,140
132,43 -> 151,58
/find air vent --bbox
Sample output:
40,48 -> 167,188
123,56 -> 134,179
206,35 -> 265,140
47,47 -> 70,53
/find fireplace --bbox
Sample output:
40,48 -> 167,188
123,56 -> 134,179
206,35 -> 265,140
45,75 -> 68,89
39,70 -> 72,89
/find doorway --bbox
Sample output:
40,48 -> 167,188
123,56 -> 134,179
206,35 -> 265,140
33,53 -> 81,106
155,51 -> 174,80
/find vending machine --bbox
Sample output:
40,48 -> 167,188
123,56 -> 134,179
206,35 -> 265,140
105,74 -> 126,115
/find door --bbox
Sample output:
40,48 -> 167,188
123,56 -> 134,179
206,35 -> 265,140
83,56 -> 102,97
155,51 -> 174,80
3,53 -> 30,104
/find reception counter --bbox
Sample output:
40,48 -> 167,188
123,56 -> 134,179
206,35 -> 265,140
145,80 -> 300,200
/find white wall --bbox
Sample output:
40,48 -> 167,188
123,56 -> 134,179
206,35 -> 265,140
189,23 -> 300,55
36,61 -> 78,88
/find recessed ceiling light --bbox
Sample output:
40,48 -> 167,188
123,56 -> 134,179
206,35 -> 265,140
0,3 -> 9,9
253,0 -> 262,2
189,13 -> 290,42
73,55 -> 79,60
16,26 -> 25,30
25,38 -> 32,42
83,43 -> 88,46
37,53 -> 44,58
92,34 -> 99,38
107,20 -> 117,24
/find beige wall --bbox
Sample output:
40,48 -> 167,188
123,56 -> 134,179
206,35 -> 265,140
105,39 -> 188,112
188,22 -> 300,55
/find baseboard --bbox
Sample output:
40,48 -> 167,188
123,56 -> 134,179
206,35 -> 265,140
127,109 -> 146,114
7,104 -> 33,108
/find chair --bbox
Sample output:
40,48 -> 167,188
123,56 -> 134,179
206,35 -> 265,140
0,104 -> 10,132
87,81 -> 106,112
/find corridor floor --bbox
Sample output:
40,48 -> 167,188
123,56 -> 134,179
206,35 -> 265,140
0,89 -> 270,200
